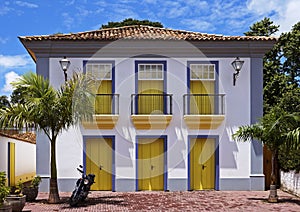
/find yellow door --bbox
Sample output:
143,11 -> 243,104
138,80 -> 163,114
95,80 -> 112,114
86,138 -> 112,190
190,138 -> 215,190
190,81 -> 214,114
8,142 -> 15,186
138,138 -> 164,190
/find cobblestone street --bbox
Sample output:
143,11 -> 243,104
23,190 -> 300,211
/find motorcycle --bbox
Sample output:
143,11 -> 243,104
69,165 -> 95,207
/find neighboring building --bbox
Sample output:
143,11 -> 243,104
0,130 -> 36,186
19,25 -> 276,192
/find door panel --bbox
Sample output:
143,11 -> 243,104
138,138 -> 164,190
86,138 -> 112,190
190,138 -> 215,190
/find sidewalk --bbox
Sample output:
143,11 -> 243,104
23,190 -> 300,211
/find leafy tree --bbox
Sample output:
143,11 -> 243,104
233,108 -> 300,202
100,18 -> 163,29
0,95 -> 9,109
244,17 -> 279,36
275,22 -> 300,84
0,72 -> 94,203
245,17 -> 300,186
10,86 -> 27,105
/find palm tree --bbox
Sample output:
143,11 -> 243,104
233,108 -> 300,203
0,72 -> 94,203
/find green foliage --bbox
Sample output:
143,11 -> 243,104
233,107 -> 300,172
245,18 -> 300,113
244,18 -> 300,171
30,176 -> 41,188
0,72 -> 95,203
0,172 -> 10,205
244,17 -> 279,36
10,181 -> 24,196
100,18 -> 163,29
10,86 -> 27,105
0,95 -> 9,109
276,22 -> 300,84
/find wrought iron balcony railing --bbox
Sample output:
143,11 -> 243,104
183,94 -> 225,115
131,94 -> 173,115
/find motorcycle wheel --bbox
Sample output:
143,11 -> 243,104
69,189 -> 81,207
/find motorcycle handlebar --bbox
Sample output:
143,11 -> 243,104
77,168 -> 84,173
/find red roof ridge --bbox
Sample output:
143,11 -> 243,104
19,25 -> 278,41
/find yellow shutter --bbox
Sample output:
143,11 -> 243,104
138,80 -> 163,114
95,80 -> 112,114
190,81 -> 215,114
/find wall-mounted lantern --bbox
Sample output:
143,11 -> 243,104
59,56 -> 70,82
231,57 -> 244,86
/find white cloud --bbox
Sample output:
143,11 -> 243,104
0,6 -> 12,15
62,12 -> 74,29
0,54 -> 30,68
0,37 -> 9,44
15,1 -> 38,8
2,71 -> 20,93
182,19 -> 215,32
247,0 -> 300,32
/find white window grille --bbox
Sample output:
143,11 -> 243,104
86,64 -> 112,80
190,64 -> 215,80
138,64 -> 163,80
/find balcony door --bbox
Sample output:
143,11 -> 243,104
189,63 -> 216,114
85,62 -> 114,114
137,62 -> 165,114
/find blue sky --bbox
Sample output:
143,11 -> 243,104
0,0 -> 299,97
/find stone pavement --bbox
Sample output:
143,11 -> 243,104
23,190 -> 300,211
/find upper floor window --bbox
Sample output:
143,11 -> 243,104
86,64 -> 112,80
190,64 -> 215,81
138,64 -> 163,80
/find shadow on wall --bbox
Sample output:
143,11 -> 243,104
221,127 -> 239,169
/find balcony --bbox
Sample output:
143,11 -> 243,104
183,94 -> 225,129
131,94 -> 173,129
82,94 -> 119,129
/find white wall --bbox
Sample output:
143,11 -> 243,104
46,55 -> 253,182
0,135 -> 36,179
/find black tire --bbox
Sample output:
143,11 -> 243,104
69,189 -> 80,207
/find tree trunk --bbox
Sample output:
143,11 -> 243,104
48,138 -> 60,203
268,149 -> 278,203
270,150 -> 276,185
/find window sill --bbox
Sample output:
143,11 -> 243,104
131,115 -> 172,130
82,115 -> 119,129
183,115 -> 225,129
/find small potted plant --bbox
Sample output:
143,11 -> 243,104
6,181 -> 26,212
0,172 -> 12,212
21,176 -> 41,202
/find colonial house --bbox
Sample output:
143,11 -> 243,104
0,130 -> 36,186
19,25 -> 276,192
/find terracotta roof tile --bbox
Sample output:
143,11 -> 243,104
19,25 -> 277,42
0,130 -> 36,144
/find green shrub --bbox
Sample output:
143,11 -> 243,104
0,172 -> 10,205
